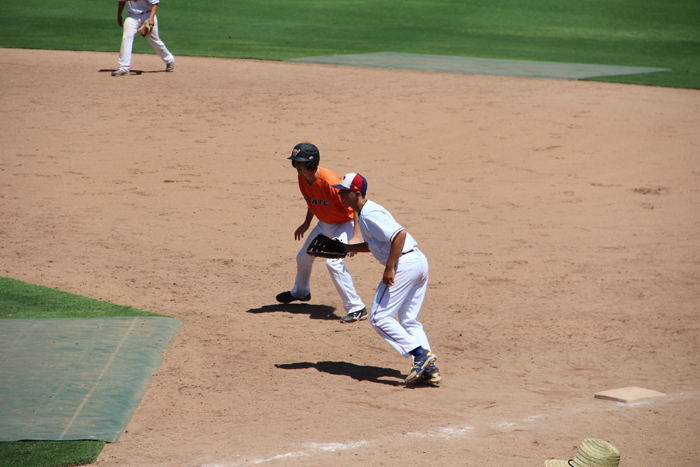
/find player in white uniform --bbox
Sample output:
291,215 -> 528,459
113,0 -> 175,76
336,173 -> 441,385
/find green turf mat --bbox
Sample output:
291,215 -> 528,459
288,53 -> 671,80
0,317 -> 180,443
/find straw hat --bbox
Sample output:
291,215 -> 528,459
545,438 -> 620,467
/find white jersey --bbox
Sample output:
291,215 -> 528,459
357,200 -> 418,265
120,0 -> 159,17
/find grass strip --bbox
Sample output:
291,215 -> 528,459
0,277 -> 166,320
0,440 -> 105,467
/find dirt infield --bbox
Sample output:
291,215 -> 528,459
1,48 -> 699,467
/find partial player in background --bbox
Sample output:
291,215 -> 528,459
337,173 -> 441,385
113,0 -> 175,76
276,143 -> 368,323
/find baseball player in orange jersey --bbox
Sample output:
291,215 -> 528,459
276,143 -> 367,323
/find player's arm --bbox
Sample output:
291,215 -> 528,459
349,211 -> 362,244
345,241 -> 370,254
148,3 -> 157,26
343,211 -> 362,258
117,1 -> 125,27
345,211 -> 370,254
383,229 -> 406,286
295,208 -> 315,240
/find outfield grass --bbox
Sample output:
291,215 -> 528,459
0,440 -> 105,467
0,277 -> 164,466
0,0 -> 698,88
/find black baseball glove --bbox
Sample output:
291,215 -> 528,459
306,234 -> 347,259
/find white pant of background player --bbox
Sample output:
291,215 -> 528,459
370,248 -> 431,358
292,220 -> 365,314
118,16 -> 174,72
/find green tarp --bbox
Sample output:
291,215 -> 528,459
0,317 -> 180,442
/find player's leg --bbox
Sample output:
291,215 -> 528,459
369,281 -> 421,357
394,249 -> 440,384
324,222 -> 366,319
287,223 -> 322,299
116,16 -> 139,74
395,250 -> 431,350
146,16 -> 175,70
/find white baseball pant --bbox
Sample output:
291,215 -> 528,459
118,16 -> 174,72
370,249 -> 431,358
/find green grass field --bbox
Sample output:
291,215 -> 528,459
0,278 -> 164,467
0,0 -> 698,88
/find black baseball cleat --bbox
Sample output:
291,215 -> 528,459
340,308 -> 367,323
276,291 -> 311,304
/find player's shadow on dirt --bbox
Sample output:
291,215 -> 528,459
276,361 -> 404,386
247,304 -> 339,320
100,69 -> 169,75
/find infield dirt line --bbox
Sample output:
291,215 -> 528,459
202,392 -> 699,467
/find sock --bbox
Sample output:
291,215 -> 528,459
409,346 -> 425,358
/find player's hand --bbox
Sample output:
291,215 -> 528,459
148,18 -> 155,27
294,224 -> 309,241
117,16 -> 123,27
382,266 -> 395,286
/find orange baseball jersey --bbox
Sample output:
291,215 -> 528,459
299,167 -> 354,224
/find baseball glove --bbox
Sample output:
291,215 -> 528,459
138,21 -> 152,37
306,234 -> 347,259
